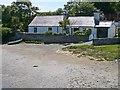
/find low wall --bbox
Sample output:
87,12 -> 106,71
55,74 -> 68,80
93,38 -> 120,46
17,33 -> 89,43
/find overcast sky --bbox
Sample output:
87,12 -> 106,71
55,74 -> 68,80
0,0 -> 69,12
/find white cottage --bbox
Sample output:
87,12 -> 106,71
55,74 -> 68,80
28,15 -> 63,34
28,13 -> 116,40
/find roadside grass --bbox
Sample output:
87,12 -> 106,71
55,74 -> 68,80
21,40 -> 43,44
62,44 -> 120,61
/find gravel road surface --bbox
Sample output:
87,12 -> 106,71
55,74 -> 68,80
2,44 -> 118,88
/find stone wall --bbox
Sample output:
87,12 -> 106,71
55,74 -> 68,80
93,38 -> 120,46
17,33 -> 89,43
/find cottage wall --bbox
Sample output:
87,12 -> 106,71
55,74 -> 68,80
89,28 -> 97,40
28,27 -> 34,33
108,24 -> 116,38
28,26 -> 63,34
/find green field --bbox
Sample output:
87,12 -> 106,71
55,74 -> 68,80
62,44 -> 120,61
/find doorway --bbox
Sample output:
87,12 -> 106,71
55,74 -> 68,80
97,27 -> 108,38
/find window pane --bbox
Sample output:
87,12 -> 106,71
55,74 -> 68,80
34,27 -> 37,33
48,27 -> 52,31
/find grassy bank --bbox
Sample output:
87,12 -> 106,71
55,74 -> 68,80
21,40 -> 43,44
62,44 -> 120,61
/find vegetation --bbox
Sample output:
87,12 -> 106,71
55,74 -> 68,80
22,40 -> 43,44
1,0 -> 39,43
1,1 -> 39,32
37,8 -> 64,16
0,27 -> 12,42
73,30 -> 82,36
59,19 -> 70,34
63,44 -> 119,61
73,28 -> 92,36
93,2 -> 120,14
44,31 -> 53,35
84,28 -> 92,36
64,2 -> 99,16
44,31 -> 60,35
118,28 -> 120,37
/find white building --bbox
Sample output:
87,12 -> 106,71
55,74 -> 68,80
28,13 -> 116,40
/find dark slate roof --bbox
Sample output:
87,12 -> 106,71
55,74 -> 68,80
29,15 -> 64,26
29,15 -> 112,27
68,16 -> 94,27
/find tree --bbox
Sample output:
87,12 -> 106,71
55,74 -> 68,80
59,19 -> 70,34
93,1 -> 120,13
37,8 -> 63,16
2,1 -> 39,32
2,5 -> 12,28
63,2 -> 99,16
94,2 -> 115,14
10,1 -> 39,31
11,16 -> 20,32
55,8 -> 64,15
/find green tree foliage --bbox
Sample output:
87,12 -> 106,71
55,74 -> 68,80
37,8 -> 63,16
64,2 -> 99,16
44,30 -> 53,35
94,2 -> 120,14
55,8 -> 64,15
0,27 -> 12,41
59,19 -> 70,34
73,30 -> 82,35
2,1 -> 39,32
73,28 -> 92,36
38,11 -> 56,16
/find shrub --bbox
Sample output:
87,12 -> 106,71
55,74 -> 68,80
73,30 -> 82,36
0,27 -> 12,41
85,28 -> 92,36
52,32 -> 59,35
44,30 -> 53,35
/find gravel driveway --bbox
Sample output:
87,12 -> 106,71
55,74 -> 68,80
2,44 -> 118,88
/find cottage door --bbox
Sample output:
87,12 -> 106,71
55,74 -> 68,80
97,28 -> 108,38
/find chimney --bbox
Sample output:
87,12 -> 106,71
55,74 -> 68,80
94,13 -> 100,25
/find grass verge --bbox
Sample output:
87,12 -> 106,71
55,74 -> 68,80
21,40 -> 43,44
62,44 -> 120,61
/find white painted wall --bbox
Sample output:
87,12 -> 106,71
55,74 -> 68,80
28,27 -> 34,33
58,27 -> 63,33
89,28 -> 97,40
28,26 -> 63,34
37,27 -> 48,33
108,23 -> 116,38
91,28 -> 97,39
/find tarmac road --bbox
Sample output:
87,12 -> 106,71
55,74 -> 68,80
2,44 -> 118,88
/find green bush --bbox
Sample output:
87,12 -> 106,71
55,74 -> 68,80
44,31 -> 62,35
22,40 -> 43,44
0,27 -> 12,41
52,32 -> 59,35
85,28 -> 92,36
73,30 -> 82,36
44,30 -> 53,35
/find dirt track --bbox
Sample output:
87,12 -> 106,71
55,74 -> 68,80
2,44 -> 118,88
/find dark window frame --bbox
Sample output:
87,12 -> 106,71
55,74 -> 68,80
48,27 -> 52,31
